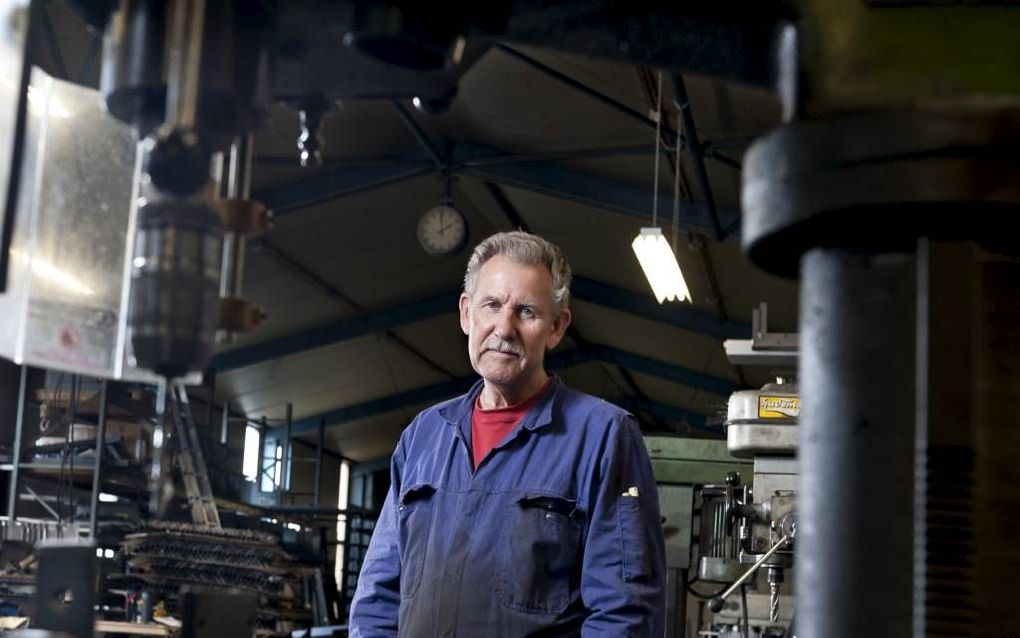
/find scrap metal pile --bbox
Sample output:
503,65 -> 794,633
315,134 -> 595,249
111,522 -> 315,631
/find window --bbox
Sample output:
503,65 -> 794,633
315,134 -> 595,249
242,425 -> 260,481
261,439 -> 282,492
274,444 -> 283,487
335,460 -> 351,590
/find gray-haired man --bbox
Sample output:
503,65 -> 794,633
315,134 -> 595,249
350,231 -> 665,636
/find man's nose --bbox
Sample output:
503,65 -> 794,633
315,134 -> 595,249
493,308 -> 517,339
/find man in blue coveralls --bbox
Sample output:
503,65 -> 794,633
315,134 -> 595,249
349,231 -> 666,637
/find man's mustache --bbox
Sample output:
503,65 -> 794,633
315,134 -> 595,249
482,338 -> 523,356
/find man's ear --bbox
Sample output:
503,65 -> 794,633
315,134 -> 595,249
459,293 -> 471,336
546,306 -> 572,350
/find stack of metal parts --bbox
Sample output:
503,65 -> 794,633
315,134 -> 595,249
112,522 -> 315,631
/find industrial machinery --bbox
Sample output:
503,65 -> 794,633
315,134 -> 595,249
698,378 -> 798,637
648,308 -> 798,638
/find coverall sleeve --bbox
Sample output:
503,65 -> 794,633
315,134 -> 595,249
348,442 -> 405,637
580,415 -> 667,637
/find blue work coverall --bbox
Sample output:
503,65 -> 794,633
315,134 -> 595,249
349,377 -> 666,637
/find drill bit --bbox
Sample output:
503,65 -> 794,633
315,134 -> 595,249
770,580 -> 780,623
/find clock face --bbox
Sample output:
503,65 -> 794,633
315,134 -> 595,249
417,205 -> 467,256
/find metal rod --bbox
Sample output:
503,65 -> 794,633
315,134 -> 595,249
283,403 -> 292,493
6,366 -> 28,534
24,484 -> 59,521
798,249 -> 915,637
709,535 -> 790,611
313,417 -> 324,507
391,100 -> 447,170
497,44 -> 675,143
88,379 -> 108,539
671,73 -> 724,241
219,134 -> 255,338
164,0 -> 205,129
220,402 -> 229,445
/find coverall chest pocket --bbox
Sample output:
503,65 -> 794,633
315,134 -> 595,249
397,483 -> 435,599
498,492 -> 583,615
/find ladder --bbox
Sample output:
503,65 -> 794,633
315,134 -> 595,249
168,382 -> 221,529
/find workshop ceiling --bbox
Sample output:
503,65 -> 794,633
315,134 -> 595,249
42,5 -> 796,462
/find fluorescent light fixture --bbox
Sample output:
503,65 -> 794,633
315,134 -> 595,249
98,492 -> 118,503
631,227 -> 691,304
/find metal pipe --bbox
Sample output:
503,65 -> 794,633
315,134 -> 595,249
313,417 -> 324,507
6,366 -> 28,534
88,379 -> 108,539
164,0 -> 205,129
798,248 -> 915,637
671,73 -> 723,241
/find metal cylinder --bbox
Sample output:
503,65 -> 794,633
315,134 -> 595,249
128,199 -> 223,378
219,135 -> 252,300
797,248 -> 915,637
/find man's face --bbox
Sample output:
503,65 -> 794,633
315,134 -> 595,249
459,255 -> 571,397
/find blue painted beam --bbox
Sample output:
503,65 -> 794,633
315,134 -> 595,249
210,291 -> 461,372
254,164 -> 434,215
212,276 -> 749,374
625,398 -> 724,439
252,142 -> 741,236
459,161 -> 741,237
595,346 -> 739,397
278,348 -> 602,438
273,345 -> 731,439
572,276 -> 749,340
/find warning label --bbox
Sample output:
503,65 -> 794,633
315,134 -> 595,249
758,396 -> 800,419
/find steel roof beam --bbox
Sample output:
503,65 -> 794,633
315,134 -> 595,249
209,291 -> 461,372
273,347 -> 731,438
254,165 -> 434,215
210,276 -> 750,373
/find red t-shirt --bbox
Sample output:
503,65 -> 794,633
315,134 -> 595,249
471,380 -> 551,469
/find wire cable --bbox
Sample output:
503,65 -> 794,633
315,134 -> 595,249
686,576 -> 729,600
740,584 -> 749,638
651,71 -> 662,228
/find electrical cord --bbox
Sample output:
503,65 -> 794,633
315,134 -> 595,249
686,576 -> 729,600
740,584 -> 749,638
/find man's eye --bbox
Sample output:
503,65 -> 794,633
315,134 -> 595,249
483,301 -> 499,310
521,308 -> 536,318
